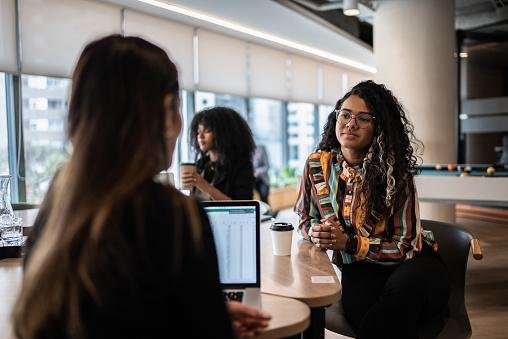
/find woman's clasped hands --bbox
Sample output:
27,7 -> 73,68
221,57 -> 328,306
309,218 -> 348,250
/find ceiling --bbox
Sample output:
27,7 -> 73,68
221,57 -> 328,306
276,0 -> 508,47
276,0 -> 508,97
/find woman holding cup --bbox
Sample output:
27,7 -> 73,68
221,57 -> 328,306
184,107 -> 256,200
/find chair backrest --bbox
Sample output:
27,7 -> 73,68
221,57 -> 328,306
421,219 -> 473,338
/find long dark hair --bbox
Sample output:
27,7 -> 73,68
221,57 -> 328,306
13,35 -> 180,338
318,80 -> 422,220
190,107 -> 255,183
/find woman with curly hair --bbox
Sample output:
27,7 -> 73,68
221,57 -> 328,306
184,107 -> 256,200
295,80 -> 450,338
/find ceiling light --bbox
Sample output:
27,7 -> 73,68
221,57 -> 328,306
343,0 -> 360,16
133,0 -> 376,73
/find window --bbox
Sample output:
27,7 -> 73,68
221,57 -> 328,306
22,75 -> 71,203
248,98 -> 284,173
0,73 -> 8,175
287,102 -> 316,171
166,90 -> 190,187
318,104 -> 334,141
178,90 -> 193,164
195,91 -> 247,119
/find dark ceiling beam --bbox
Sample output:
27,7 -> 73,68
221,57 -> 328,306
458,29 -> 508,42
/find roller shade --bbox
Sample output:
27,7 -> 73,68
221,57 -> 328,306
289,55 -> 318,103
20,0 -> 121,78
197,29 -> 247,96
124,9 -> 194,90
347,71 -> 371,90
248,43 -> 288,100
0,0 -> 16,73
321,63 -> 345,105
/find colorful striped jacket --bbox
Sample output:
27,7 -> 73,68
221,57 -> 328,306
294,149 -> 435,266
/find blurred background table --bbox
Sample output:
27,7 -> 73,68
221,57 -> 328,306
416,164 -> 508,207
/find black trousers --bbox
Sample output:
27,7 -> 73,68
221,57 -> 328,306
341,246 -> 450,339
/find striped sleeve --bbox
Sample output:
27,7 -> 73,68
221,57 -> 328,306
359,181 -> 421,263
294,156 -> 322,240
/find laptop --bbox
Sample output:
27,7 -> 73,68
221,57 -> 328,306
201,200 -> 262,309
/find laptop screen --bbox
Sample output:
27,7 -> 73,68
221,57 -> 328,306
202,201 -> 260,288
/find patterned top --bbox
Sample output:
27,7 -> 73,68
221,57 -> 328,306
294,149 -> 435,266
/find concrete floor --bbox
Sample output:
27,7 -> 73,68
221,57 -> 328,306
458,216 -> 508,339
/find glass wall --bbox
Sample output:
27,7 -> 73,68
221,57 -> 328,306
195,91 -> 247,118
318,104 -> 334,139
179,90 -> 195,164
21,75 -> 71,203
248,98 -> 284,173
287,102 -> 316,171
0,73 -> 8,175
166,90 -> 189,187
5,75 -> 331,201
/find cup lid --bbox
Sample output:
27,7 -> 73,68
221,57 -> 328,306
270,222 -> 294,231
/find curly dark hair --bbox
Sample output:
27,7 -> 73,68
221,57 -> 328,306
318,80 -> 423,221
190,106 -> 256,183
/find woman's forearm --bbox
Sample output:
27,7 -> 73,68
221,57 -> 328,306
199,180 -> 232,200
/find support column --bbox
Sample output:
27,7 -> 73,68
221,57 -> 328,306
374,0 -> 456,223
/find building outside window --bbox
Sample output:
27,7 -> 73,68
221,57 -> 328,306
318,104 -> 334,138
22,75 -> 71,203
178,90 -> 194,164
287,102 -> 316,171
0,73 -> 8,175
164,90 -> 188,187
248,98 -> 284,180
194,91 -> 247,119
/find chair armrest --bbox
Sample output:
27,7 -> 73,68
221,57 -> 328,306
471,238 -> 483,260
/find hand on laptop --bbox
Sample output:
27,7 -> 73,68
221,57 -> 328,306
227,301 -> 271,337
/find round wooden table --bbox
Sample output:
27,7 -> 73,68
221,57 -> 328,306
261,216 -> 341,339
257,294 -> 310,338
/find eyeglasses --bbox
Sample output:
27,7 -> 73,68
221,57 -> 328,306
335,109 -> 375,128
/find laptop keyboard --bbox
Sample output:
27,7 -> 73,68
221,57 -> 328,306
223,291 -> 244,302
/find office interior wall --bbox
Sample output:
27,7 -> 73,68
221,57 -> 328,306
465,133 -> 502,163
466,59 -> 506,98
462,41 -> 508,163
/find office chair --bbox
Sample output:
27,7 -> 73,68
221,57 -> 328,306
325,219 -> 483,339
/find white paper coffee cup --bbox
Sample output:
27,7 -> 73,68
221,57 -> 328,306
270,222 -> 294,256
179,163 -> 196,190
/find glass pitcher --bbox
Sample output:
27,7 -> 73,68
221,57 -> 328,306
0,175 -> 22,246
0,175 -> 14,219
